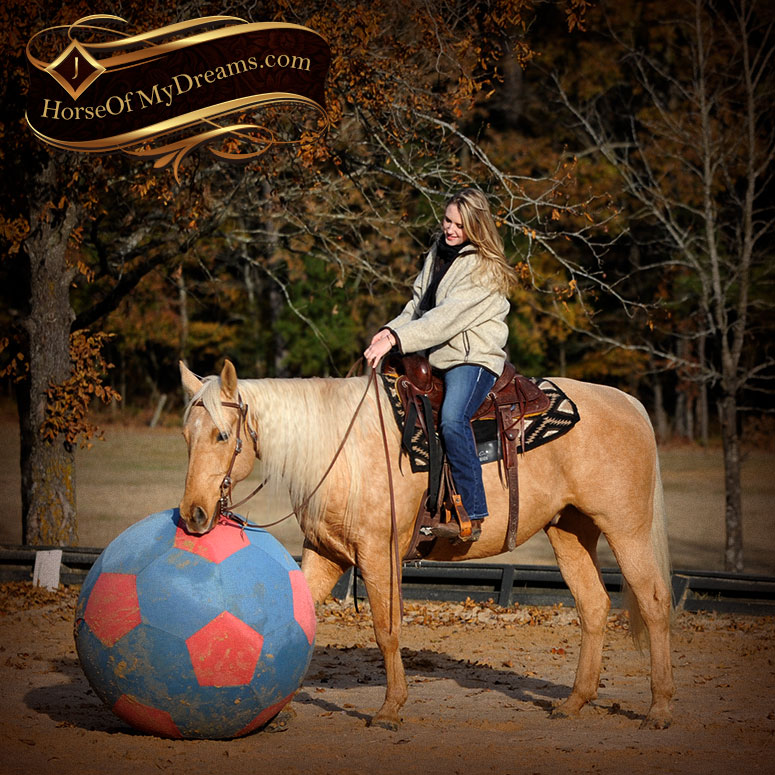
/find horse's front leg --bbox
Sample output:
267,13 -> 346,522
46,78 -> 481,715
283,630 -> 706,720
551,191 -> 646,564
358,552 -> 408,730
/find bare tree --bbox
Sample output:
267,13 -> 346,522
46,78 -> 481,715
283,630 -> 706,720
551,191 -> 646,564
552,0 -> 775,571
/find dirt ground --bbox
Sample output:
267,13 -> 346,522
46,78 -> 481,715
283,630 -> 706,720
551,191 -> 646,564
1,583 -> 773,775
1,419 -> 774,772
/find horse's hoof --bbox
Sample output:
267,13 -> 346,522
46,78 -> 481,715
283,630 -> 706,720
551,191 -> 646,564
640,713 -> 672,730
550,699 -> 582,719
367,715 -> 401,731
265,706 -> 296,733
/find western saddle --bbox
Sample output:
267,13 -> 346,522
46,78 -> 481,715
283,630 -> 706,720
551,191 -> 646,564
384,354 -> 551,559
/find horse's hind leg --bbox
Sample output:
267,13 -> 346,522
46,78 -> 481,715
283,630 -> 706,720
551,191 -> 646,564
545,506 -> 610,718
605,528 -> 674,729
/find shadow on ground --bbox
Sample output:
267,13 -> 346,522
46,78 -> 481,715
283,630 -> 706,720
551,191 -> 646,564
25,642 -> 589,737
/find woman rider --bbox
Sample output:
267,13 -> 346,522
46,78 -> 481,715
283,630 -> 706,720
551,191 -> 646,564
364,188 -> 517,542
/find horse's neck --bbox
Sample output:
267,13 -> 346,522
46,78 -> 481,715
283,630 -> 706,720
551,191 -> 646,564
244,375 -> 352,423
240,376 -> 378,529
242,376 -> 376,463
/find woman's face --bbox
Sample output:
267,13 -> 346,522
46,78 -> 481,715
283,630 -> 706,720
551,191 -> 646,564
442,204 -> 467,246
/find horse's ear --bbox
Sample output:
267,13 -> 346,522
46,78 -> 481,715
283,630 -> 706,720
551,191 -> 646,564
220,358 -> 238,399
179,361 -> 202,400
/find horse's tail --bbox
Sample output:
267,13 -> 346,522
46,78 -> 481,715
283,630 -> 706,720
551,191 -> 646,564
622,396 -> 673,650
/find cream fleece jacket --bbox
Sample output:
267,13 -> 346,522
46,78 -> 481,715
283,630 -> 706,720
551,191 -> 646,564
385,245 -> 510,376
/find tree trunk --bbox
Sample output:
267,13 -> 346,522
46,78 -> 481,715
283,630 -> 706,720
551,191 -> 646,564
20,161 -> 78,546
718,393 -> 743,572
697,383 -> 709,446
177,265 -> 189,364
653,376 -> 669,442
675,390 -> 687,439
261,180 -> 286,376
241,243 -> 263,377
685,393 -> 695,443
697,333 -> 709,446
267,279 -> 287,376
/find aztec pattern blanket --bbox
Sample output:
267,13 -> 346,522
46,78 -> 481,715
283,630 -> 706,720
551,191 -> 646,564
381,374 -> 581,473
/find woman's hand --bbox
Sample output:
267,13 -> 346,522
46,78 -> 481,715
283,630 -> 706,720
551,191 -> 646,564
364,329 -> 396,368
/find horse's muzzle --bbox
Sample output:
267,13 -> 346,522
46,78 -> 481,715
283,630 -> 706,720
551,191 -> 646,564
181,504 -> 216,535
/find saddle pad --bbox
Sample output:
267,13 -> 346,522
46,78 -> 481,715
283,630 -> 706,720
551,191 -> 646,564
381,374 -> 580,473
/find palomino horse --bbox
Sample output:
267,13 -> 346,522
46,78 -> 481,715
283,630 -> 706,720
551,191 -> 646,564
179,359 -> 674,730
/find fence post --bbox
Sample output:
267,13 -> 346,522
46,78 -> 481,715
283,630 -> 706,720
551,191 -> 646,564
32,549 -> 62,591
498,565 -> 515,607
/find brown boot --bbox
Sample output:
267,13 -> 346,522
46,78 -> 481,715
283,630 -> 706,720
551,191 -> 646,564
430,521 -> 462,539
430,519 -> 482,542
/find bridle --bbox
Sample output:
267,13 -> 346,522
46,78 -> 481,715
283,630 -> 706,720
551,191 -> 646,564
191,394 -> 264,519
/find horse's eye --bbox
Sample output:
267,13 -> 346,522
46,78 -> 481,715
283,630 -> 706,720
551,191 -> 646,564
217,431 -> 230,443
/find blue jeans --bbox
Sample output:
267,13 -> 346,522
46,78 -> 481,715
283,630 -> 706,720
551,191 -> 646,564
440,365 -> 497,520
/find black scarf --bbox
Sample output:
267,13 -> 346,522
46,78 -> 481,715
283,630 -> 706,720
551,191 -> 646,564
417,238 -> 471,314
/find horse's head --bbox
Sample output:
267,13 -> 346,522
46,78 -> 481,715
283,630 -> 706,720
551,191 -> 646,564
179,359 -> 258,534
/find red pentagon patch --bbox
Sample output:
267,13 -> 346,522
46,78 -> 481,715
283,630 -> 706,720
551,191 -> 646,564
113,694 -> 182,738
186,611 -> 264,686
235,693 -> 294,737
173,520 -> 248,564
289,569 -> 316,645
84,573 -> 142,647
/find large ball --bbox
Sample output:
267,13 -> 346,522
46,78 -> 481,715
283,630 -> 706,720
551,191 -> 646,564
74,509 -> 316,739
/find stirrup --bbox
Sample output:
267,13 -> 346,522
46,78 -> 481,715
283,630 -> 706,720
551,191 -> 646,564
457,519 -> 482,543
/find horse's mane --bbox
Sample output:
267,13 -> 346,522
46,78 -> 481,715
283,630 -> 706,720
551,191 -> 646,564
186,374 -> 391,537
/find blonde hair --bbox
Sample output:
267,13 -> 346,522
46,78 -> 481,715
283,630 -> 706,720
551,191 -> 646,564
445,188 -> 518,294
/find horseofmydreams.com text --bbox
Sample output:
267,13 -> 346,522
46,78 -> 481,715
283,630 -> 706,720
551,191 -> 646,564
40,52 -> 313,121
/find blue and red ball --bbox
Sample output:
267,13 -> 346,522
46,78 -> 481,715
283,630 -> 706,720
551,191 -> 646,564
74,509 -> 316,739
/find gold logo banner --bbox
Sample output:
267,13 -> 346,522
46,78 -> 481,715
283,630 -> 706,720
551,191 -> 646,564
26,15 -> 331,178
